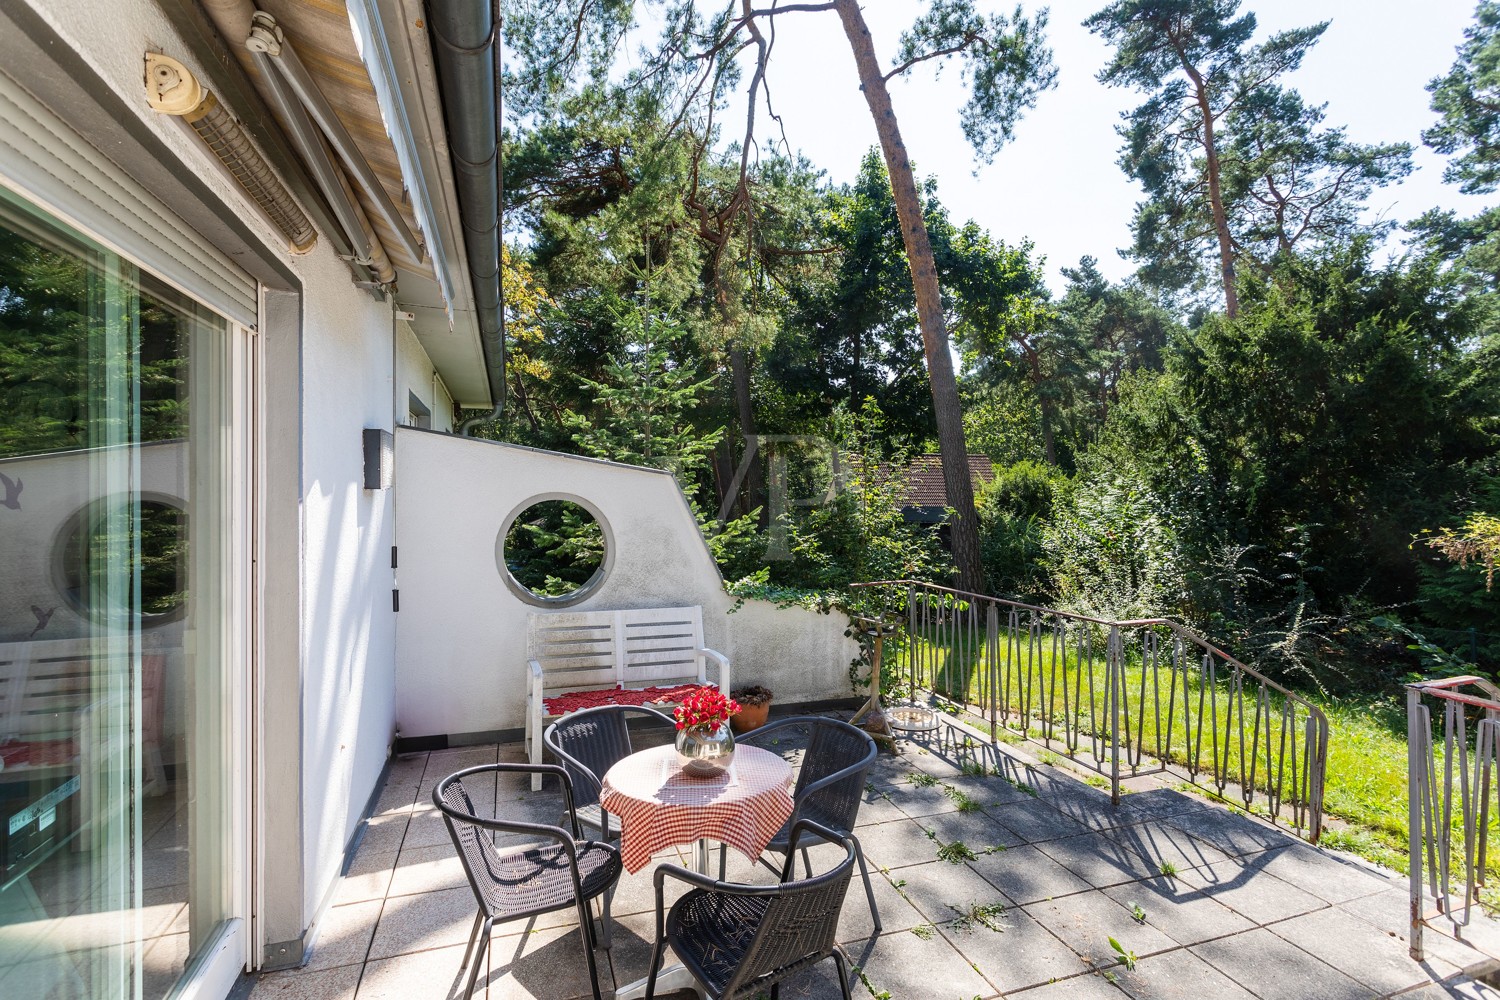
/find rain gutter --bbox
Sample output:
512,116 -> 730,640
427,0 -> 506,426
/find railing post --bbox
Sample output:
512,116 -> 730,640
1109,625 -> 1122,807
906,584 -> 917,702
1408,684 -> 1425,962
987,602 -> 999,743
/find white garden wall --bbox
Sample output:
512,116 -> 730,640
392,429 -> 859,740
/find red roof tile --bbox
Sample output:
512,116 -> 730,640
878,454 -> 995,508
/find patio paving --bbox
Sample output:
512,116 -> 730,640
248,716 -> 1500,999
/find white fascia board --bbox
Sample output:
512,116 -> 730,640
346,0 -> 459,326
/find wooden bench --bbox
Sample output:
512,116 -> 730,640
526,606 -> 730,790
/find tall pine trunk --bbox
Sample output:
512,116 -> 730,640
836,0 -> 984,594
1182,59 -> 1238,318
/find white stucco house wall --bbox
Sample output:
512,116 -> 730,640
0,3 -> 857,998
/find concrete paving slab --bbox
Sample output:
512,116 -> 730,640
279,733 -> 1500,1000
367,886 -> 477,961
354,813 -> 411,857
486,923 -> 608,999
1190,927 -> 1369,1000
902,746 -> 967,780
852,817 -> 940,870
385,844 -> 468,899
917,808 -> 1017,856
988,799 -> 1090,844
1034,831 -> 1160,889
838,868 -> 927,942
332,848 -> 398,907
841,928 -> 997,999
936,901 -> 1090,993
1268,906 -> 1456,995
889,778 -> 966,819
967,843 -> 1094,905
1245,842 -> 1397,903
1104,820 -> 1236,874
1109,945 -> 1259,1000
1175,854 -> 1332,924
1100,875 -> 1254,947
250,965 -> 361,1000
355,940 -> 483,1000
855,785 -> 910,826
1024,889 -> 1178,969
1010,970 -> 1129,998
1161,801 -> 1302,857
889,858 -> 1013,928
304,900 -> 380,972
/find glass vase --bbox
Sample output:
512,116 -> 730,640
675,721 -> 736,777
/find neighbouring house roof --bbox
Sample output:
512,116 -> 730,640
877,453 -> 995,512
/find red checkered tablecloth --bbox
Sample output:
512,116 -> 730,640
600,743 -> 794,874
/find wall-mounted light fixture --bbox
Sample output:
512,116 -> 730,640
144,52 -> 316,254
363,428 -> 394,490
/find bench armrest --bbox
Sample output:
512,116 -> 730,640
699,647 -> 730,696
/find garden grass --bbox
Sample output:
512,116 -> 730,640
894,627 -> 1497,880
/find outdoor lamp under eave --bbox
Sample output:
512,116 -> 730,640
144,51 -> 317,255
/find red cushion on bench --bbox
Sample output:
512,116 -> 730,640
544,683 -> 715,717
0,738 -> 78,768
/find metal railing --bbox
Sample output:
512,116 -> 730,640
1406,676 -> 1500,961
849,580 -> 1329,842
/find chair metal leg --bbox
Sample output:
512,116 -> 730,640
460,910 -> 484,970
832,949 -> 854,1000
644,935 -> 667,999
597,884 -> 616,950
580,896 -> 598,952
462,917 -> 492,1000
801,846 -> 813,878
850,833 -> 882,933
577,897 -> 605,1000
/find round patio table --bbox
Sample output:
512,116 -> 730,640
602,743 -> 795,1000
599,742 -> 794,875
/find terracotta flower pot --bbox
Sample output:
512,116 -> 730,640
730,701 -> 771,733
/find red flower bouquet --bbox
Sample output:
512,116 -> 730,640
674,687 -> 741,733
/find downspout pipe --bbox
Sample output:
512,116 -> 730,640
429,0 -> 506,429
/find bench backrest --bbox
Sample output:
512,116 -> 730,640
0,638 -> 165,743
528,606 -> 706,693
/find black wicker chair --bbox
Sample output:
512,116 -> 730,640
726,716 -> 882,933
543,704 -> 674,841
433,763 -> 623,1000
646,819 -> 858,1000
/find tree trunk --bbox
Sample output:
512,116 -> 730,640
729,343 -> 765,519
1183,61 -> 1238,318
835,0 -> 984,593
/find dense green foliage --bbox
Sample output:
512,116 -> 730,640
482,0 -> 1500,694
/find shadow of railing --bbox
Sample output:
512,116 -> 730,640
850,580 -> 1329,845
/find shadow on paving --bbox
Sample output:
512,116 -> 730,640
246,717 -> 1500,1000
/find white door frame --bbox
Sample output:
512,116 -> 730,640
165,315 -> 259,1000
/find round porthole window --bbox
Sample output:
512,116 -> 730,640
55,494 -> 187,627
497,496 -> 611,606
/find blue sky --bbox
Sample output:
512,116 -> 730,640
616,0 -> 1491,293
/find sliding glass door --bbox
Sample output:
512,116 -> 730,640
0,189 -> 249,999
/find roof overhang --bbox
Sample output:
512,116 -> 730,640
191,0 -> 494,406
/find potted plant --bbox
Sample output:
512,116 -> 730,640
730,685 -> 774,733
